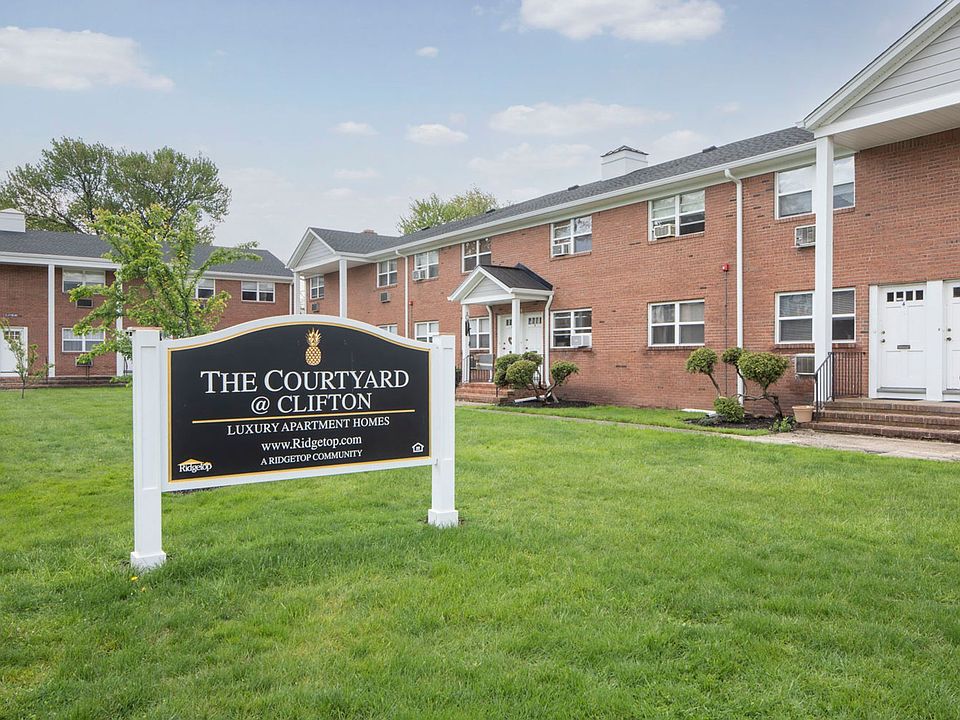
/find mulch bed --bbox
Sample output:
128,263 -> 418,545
685,415 -> 775,431
506,400 -> 595,409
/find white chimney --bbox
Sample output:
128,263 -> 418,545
601,146 -> 648,180
0,209 -> 26,233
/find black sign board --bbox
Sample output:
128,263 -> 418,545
165,320 -> 431,487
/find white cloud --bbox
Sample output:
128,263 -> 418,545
332,120 -> 378,136
469,142 -> 594,174
649,129 -> 709,161
517,0 -> 724,43
415,46 -> 439,58
468,142 -> 596,202
0,26 -> 173,91
406,123 -> 468,146
717,101 -> 741,114
334,168 -> 380,180
489,101 -> 669,136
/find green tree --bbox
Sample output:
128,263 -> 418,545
0,137 -> 231,237
397,187 -> 498,235
71,204 -> 259,363
0,319 -> 52,398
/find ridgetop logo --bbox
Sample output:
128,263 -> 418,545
178,458 -> 213,474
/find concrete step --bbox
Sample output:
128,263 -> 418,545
809,420 -> 960,443
820,408 -> 960,430
827,398 -> 960,416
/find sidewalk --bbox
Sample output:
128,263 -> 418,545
469,407 -> 960,463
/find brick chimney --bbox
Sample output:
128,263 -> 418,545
0,209 -> 26,233
600,146 -> 648,180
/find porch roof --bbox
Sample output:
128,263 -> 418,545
448,263 -> 553,305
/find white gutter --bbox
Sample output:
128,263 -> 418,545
543,292 -> 554,382
724,168 -> 745,403
396,249 -> 409,337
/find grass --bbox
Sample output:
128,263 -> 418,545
489,402 -> 770,435
2,388 -> 960,719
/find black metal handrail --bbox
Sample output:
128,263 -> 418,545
813,350 -> 865,417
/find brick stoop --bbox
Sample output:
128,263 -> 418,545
455,382 -> 536,405
0,375 -> 118,389
809,398 -> 960,443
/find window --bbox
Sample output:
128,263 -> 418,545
195,277 -> 215,300
462,238 -> 491,272
377,259 -> 398,287
551,309 -> 592,348
649,300 -> 705,346
241,281 -> 275,302
551,216 -> 592,256
62,328 -> 105,353
649,191 -> 705,239
776,289 -> 856,343
776,156 -> 855,218
415,321 -> 439,343
309,275 -> 324,300
885,288 -> 924,303
378,324 -> 398,334
62,269 -> 105,292
413,250 -> 439,280
468,317 -> 491,350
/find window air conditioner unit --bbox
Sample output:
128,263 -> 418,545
570,334 -> 591,348
412,269 -> 427,281
653,223 -> 676,239
379,291 -> 391,303
76,297 -> 93,309
795,225 -> 816,248
553,243 -> 572,257
795,354 -> 815,376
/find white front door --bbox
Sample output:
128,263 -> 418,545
0,327 -> 26,374
520,312 -> 544,354
497,315 -> 514,355
946,281 -> 960,391
878,285 -> 927,390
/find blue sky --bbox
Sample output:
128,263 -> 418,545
0,0 -> 930,259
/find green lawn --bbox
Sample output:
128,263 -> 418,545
489,403 -> 770,435
2,388 -> 959,719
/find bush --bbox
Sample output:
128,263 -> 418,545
721,346 -> 743,366
493,353 -> 520,387
521,351 -> 543,364
713,395 -> 745,423
685,347 -> 720,394
504,359 -> 539,390
550,361 -> 579,387
737,351 -> 790,419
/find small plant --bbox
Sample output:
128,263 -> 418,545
770,416 -> 796,433
685,347 -> 721,394
1,319 -> 52,398
738,351 -> 790,420
713,395 -> 745,423
498,351 -> 579,404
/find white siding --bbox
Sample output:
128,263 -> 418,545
844,20 -> 960,122
297,235 -> 337,270
471,276 -> 505,298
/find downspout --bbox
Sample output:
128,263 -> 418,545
724,168 -> 745,402
396,250 -> 409,337
543,292 -> 554,384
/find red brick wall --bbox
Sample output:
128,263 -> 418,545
0,264 -> 50,373
215,278 -> 291,328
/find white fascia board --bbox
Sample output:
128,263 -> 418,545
290,251 -> 367,274
804,1 -> 960,129
203,271 -> 294,282
287,228 -> 329,268
369,142 -> 818,261
811,89 -> 960,138
448,266 -> 511,302
0,252 -> 116,269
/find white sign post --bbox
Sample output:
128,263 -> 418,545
129,316 -> 458,572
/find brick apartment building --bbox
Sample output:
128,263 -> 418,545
287,0 -> 960,413
0,210 -> 293,381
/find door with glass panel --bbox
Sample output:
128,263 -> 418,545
0,327 -> 26,374
946,281 -> 960,393
878,285 -> 926,390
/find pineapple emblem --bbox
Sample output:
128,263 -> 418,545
304,328 -> 322,366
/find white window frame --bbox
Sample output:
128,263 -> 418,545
775,288 -> 856,344
775,156 -> 856,219
62,269 -> 106,293
195,277 -> 216,300
241,281 -> 275,303
415,321 -> 440,343
62,328 -> 105,353
551,216 -> 592,256
413,250 -> 439,279
378,324 -> 398,334
461,238 -> 492,273
648,191 -> 705,240
377,259 -> 398,288
648,300 -> 705,347
309,275 -> 324,300
468,316 -> 491,351
551,309 -> 592,349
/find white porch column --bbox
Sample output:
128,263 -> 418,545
338,258 -> 348,318
47,263 -> 55,377
511,297 -> 521,354
461,304 -> 470,375
813,136 -> 835,379
292,271 -> 301,314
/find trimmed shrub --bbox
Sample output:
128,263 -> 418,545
713,395 -> 745,423
550,361 -> 579,387
721,346 -> 744,366
493,353 -> 520,386
685,347 -> 720,394
505,359 -> 539,390
738,351 -> 790,419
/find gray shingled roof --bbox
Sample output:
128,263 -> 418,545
308,227 -> 402,254
482,264 -> 553,291
0,229 -> 292,278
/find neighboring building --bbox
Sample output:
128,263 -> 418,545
0,210 -> 293,380
288,0 -> 960,412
